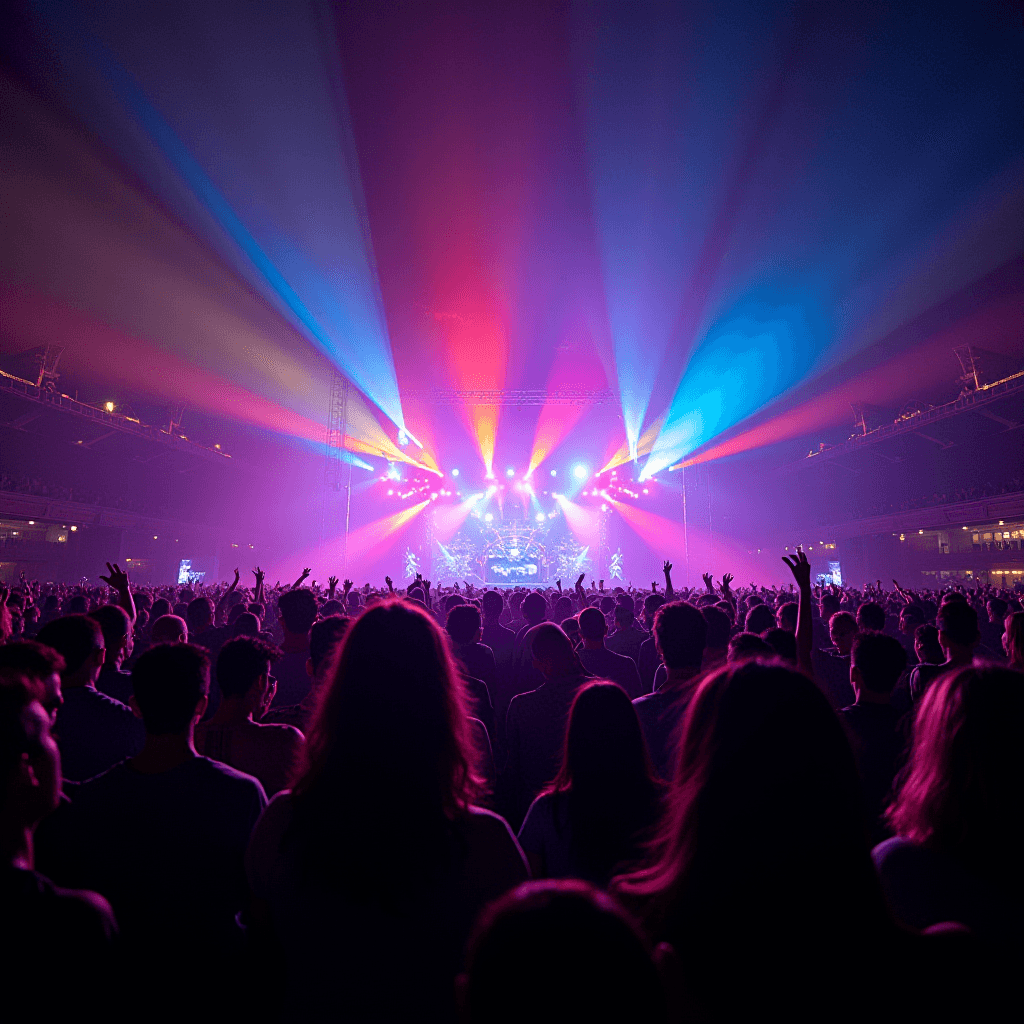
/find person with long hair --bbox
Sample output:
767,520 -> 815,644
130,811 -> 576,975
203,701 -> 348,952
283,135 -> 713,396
875,665 -> 1022,944
518,682 -> 664,886
1003,610 -> 1024,671
614,660 -> 967,1021
244,599 -> 528,1022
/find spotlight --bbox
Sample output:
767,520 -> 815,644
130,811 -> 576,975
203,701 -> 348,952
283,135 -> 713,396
550,469 -> 557,477
484,513 -> 494,522
642,488 -> 649,494
70,526 -> 77,531
573,464 -> 587,480
104,401 -> 115,413
535,513 -> 545,523
506,468 -> 515,478
451,468 -> 460,477
397,429 -> 410,446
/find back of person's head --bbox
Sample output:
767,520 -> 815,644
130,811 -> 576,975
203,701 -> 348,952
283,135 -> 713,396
701,606 -> 731,651
915,623 -> 944,664
578,606 -> 607,642
131,643 -> 210,735
150,598 -> 171,620
727,631 -> 774,662
900,604 -> 925,628
67,595 -> 88,615
776,602 -> 798,632
936,602 -> 979,647
560,616 -> 580,642
309,615 -> 351,677
819,594 -> 840,618
36,616 -> 104,677
553,595 -> 574,622
216,636 -> 281,700
150,614 -> 188,645
654,602 -> 707,671
743,604 -> 776,635
226,603 -> 246,626
986,596 -> 1008,621
615,661 -> 885,994
277,588 -> 319,636
292,600 -> 480,890
172,602 -> 190,620
553,682 -> 654,792
829,611 -> 857,637
446,603 -> 481,645
0,641 -> 64,686
851,631 -> 907,694
463,880 -> 666,1024
856,601 -> 886,632
87,604 -> 130,659
889,665 -> 1021,878
186,597 -> 214,634
529,623 -> 579,677
482,590 -> 503,619
599,595 -> 615,615
761,627 -> 797,664
522,592 -> 547,625
444,593 -> 466,615
230,611 -> 261,638
407,586 -> 425,605
643,593 -> 666,622
613,604 -> 635,628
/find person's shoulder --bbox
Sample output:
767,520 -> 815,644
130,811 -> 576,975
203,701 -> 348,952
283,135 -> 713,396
872,835 -> 923,872
195,756 -> 267,797
257,720 -> 304,744
632,691 -> 663,707
464,805 -> 522,846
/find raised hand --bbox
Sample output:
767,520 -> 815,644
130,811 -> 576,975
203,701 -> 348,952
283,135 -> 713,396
702,572 -> 714,592
385,576 -> 394,592
576,573 -> 586,589
781,548 -> 811,589
556,579 -> 562,593
343,579 -> 354,593
652,580 -> 658,591
663,560 -> 673,574
423,579 -> 432,592
252,566 -> 265,582
720,572 -> 734,591
99,562 -> 130,591
328,575 -> 339,592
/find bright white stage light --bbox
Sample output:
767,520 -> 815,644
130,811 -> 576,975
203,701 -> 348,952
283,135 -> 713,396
535,513 -> 545,522
451,468 -> 459,477
397,429 -> 410,446
484,513 -> 494,522
506,467 -> 515,478
573,464 -> 587,480
550,469 -> 557,477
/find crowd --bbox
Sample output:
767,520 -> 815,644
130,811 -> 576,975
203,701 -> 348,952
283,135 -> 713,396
839,476 -> 1024,522
0,472 -> 175,518
1,556 -> 1020,1021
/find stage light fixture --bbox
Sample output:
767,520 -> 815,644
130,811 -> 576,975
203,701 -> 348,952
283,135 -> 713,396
451,468 -> 459,477
104,401 -> 115,412
506,468 -> 515,478
550,469 -> 557,477
484,513 -> 494,522
535,513 -> 545,522
573,464 -> 587,480
397,429 -> 410,446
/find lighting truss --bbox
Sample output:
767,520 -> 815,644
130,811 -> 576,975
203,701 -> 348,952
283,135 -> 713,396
406,388 -> 617,406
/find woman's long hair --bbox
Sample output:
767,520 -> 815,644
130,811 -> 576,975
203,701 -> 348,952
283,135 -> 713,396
288,599 -> 483,900
545,681 -> 663,884
614,661 -> 890,1012
888,664 -> 1021,883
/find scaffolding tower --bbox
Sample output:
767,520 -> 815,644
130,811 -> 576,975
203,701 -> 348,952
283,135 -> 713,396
321,369 -> 353,570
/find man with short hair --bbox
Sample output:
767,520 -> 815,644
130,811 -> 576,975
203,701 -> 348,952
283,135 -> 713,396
195,637 -> 302,796
812,611 -> 858,710
0,640 -> 65,720
856,601 -> 886,633
908,602 -> 980,703
838,632 -> 907,843
504,624 -> 589,826
636,594 -> 666,693
150,614 -> 188,645
40,643 -> 266,998
0,675 -> 117,1015
633,602 -> 707,780
576,607 -> 642,698
777,602 -> 798,633
89,604 -> 134,705
36,616 -> 144,782
604,604 -> 647,664
512,592 -> 548,696
272,589 -> 319,707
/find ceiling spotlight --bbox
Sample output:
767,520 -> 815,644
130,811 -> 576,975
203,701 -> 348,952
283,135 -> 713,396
550,469 -> 557,477
70,525 -> 78,531
397,429 -> 410,446
573,464 -> 587,480
642,488 -> 649,494
104,401 -> 115,413
451,468 -> 460,477
484,513 -> 494,522
535,513 -> 545,522
506,468 -> 515,478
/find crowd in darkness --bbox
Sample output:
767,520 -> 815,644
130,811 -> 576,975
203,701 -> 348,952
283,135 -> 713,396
1,555 -> 1021,1021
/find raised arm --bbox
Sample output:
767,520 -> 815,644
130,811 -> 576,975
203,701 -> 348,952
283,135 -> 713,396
215,568 -> 240,625
99,562 -> 136,625
663,560 -> 674,600
781,549 -> 813,676
252,566 -> 265,606
291,567 -> 311,590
